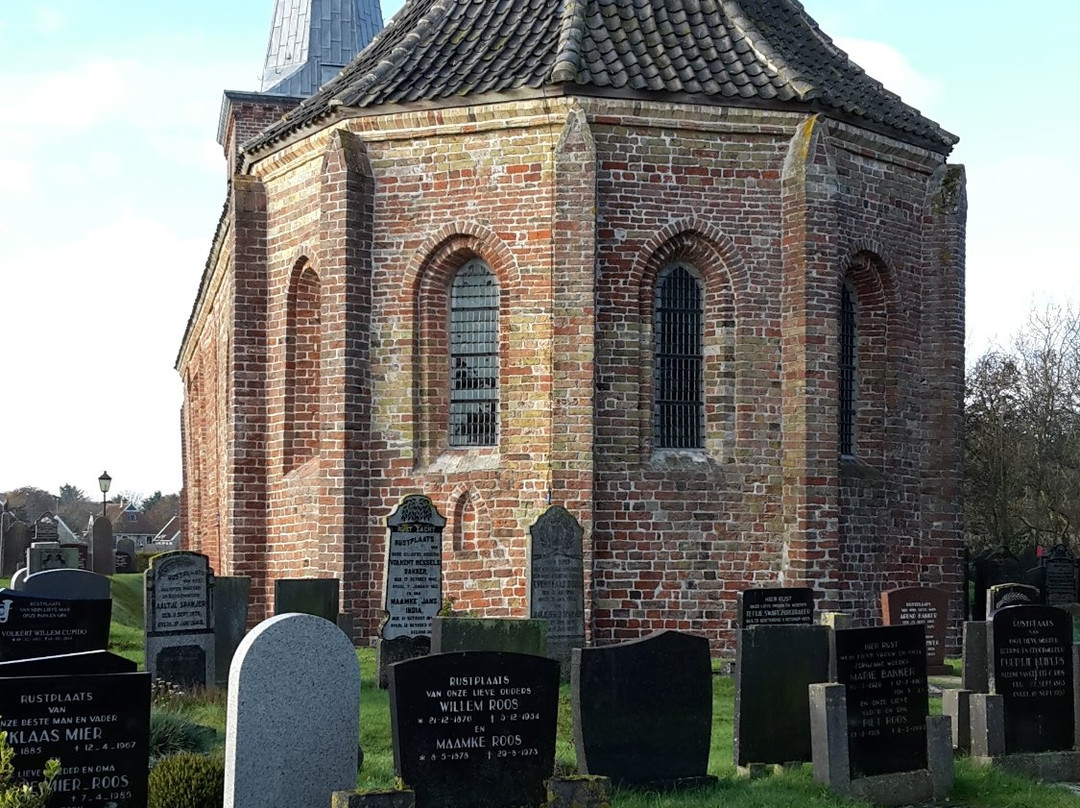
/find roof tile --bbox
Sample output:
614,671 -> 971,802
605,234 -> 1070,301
248,0 -> 956,153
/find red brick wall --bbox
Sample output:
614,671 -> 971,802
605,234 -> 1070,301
178,97 -> 965,653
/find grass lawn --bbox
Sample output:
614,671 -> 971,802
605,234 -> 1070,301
12,574 -> 1080,807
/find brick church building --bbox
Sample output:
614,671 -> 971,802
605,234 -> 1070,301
177,0 -> 966,652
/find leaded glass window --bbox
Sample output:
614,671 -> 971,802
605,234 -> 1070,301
449,260 -> 498,446
654,263 -> 703,449
839,282 -> 857,456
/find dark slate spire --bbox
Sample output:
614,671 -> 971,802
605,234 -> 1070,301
261,0 -> 385,96
249,0 -> 957,154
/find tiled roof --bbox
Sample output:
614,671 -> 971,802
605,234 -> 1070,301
248,0 -> 955,153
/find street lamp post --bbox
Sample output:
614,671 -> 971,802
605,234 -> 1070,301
98,471 -> 112,520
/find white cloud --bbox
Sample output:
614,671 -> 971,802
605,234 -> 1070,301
833,36 -> 944,117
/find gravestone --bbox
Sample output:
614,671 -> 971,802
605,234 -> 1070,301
91,517 -> 115,575
988,583 -> 1042,614
390,650 -> 559,808
215,576 -> 251,687
0,589 -> 112,660
60,542 -> 88,570
27,541 -> 78,573
145,551 -> 215,687
33,513 -> 59,542
880,587 -> 952,675
1041,545 -> 1077,607
0,650 -> 150,808
275,578 -> 339,620
972,549 -> 1023,621
431,616 -> 547,656
1,519 -> 30,576
21,568 -> 111,600
832,624 -> 929,778
377,495 -> 445,687
10,567 -> 28,590
737,587 -> 815,627
528,505 -> 585,674
225,613 -> 360,808
989,604 -> 1074,753
734,623 -> 829,768
572,631 -> 715,789
114,537 -> 136,573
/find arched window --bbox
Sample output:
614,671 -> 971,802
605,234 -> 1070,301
839,281 -> 857,456
285,263 -> 321,469
654,263 -> 703,448
449,260 -> 498,446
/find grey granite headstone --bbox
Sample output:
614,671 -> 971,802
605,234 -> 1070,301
60,542 -> 88,570
114,536 -> 135,573
962,621 -> 989,692
145,551 -> 215,687
91,518 -> 115,575
27,541 -> 78,573
377,495 -> 445,687
21,568 -> 111,600
528,506 -> 585,675
225,613 -> 360,808
734,624 -> 829,767
215,576 -> 251,687
275,578 -> 339,621
1,521 -> 29,577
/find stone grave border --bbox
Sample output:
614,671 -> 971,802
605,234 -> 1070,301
810,683 -> 953,807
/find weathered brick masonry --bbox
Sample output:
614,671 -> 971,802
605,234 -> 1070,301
177,0 -> 966,656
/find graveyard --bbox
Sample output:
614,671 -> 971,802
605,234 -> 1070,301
5,558 -> 1080,808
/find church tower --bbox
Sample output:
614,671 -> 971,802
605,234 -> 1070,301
217,0 -> 384,175
261,0 -> 384,96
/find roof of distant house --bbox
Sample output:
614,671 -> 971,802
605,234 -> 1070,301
246,0 -> 956,155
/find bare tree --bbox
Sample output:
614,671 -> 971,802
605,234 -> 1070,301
965,303 -> 1080,553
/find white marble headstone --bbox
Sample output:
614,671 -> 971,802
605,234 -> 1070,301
225,613 -> 360,808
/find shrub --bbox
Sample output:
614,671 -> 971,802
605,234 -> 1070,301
0,726 -> 59,808
148,752 -> 224,808
149,710 -> 215,762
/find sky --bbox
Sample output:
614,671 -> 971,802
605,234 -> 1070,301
0,0 -> 1076,498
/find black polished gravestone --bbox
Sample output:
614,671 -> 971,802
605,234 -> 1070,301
0,590 -> 111,661
973,549 -> 1024,621
832,624 -> 929,779
572,631 -> 715,789
988,583 -> 1043,615
989,604 -> 1074,753
275,578 -> 339,621
734,624 -> 829,767
737,587 -> 814,627
0,652 -> 150,808
390,651 -> 559,808
1041,545 -> 1078,607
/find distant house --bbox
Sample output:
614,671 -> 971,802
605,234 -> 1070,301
90,501 -> 175,550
